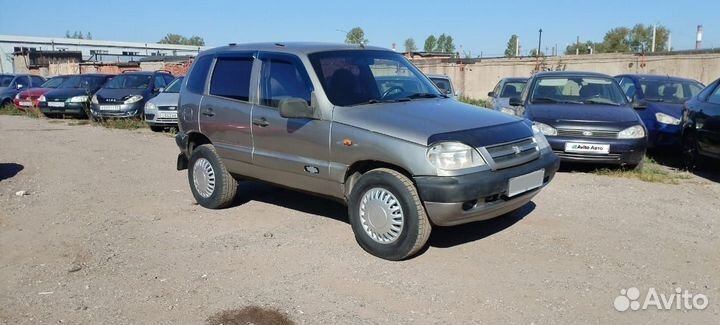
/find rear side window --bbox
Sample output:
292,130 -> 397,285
186,55 -> 213,94
209,58 -> 253,101
259,58 -> 312,108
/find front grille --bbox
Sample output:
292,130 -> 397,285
157,106 -> 177,111
557,128 -> 619,139
483,137 -> 540,170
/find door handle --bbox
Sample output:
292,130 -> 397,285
201,107 -> 215,117
252,117 -> 270,127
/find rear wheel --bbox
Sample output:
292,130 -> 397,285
682,132 -> 704,171
347,168 -> 431,261
188,144 -> 237,209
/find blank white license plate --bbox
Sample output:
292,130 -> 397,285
47,102 -> 65,107
159,112 -> 177,118
100,105 -> 122,111
508,169 -> 545,197
565,142 -> 610,154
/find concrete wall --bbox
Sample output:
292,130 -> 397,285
414,53 -> 720,99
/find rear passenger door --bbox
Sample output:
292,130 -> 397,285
250,52 -> 333,196
200,52 -> 256,165
696,83 -> 720,156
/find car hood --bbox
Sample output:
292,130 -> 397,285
95,88 -> 147,101
147,92 -> 179,106
332,98 -> 533,146
45,88 -> 95,100
527,103 -> 640,124
646,101 -> 684,117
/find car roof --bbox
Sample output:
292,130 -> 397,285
616,74 -> 701,84
201,42 -> 389,56
532,71 -> 612,79
502,77 -> 528,82
426,74 -> 449,79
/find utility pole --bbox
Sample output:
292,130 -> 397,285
515,36 -> 520,57
576,36 -> 580,55
668,33 -> 672,52
536,28 -> 543,71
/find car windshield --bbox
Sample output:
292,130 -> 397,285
639,79 -> 704,104
429,77 -> 453,94
60,75 -> 108,89
163,77 -> 183,93
102,74 -> 151,89
500,81 -> 526,98
531,76 -> 627,106
41,76 -> 68,88
308,50 -> 442,106
0,75 -> 14,87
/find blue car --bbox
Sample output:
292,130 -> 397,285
615,74 -> 704,148
510,71 -> 648,168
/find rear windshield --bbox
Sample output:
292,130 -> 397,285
531,76 -> 627,106
103,74 -> 151,89
639,79 -> 704,104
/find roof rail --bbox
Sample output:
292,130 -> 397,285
121,69 -> 141,73
228,43 -> 237,46
156,69 -> 173,75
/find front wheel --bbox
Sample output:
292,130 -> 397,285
681,132 -> 704,171
188,144 -> 237,209
347,168 -> 431,261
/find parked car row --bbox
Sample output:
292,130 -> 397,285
488,72 -> 720,170
6,71 -> 182,131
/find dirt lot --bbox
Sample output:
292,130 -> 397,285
1,115 -> 719,325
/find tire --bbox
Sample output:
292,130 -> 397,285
681,132 -> 704,171
629,159 -> 644,172
150,125 -> 164,132
347,168 -> 431,261
187,144 -> 237,209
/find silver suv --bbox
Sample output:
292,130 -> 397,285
175,43 -> 560,260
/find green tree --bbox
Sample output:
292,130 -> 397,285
86,32 -> 92,40
599,27 -> 631,53
504,34 -> 519,57
158,33 -> 205,46
436,34 -> 447,52
345,27 -> 368,45
424,35 -> 437,52
443,35 -> 456,53
404,38 -> 417,53
66,30 -> 89,40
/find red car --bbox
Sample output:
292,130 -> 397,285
14,75 -> 71,110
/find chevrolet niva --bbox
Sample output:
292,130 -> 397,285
175,43 -> 560,260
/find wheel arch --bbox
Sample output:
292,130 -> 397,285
343,160 -> 414,198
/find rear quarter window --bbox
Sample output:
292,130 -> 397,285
186,55 -> 214,94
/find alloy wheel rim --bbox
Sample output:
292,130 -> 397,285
358,187 -> 404,244
193,158 -> 216,198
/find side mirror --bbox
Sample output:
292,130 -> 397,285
632,95 -> 647,109
509,97 -> 523,106
154,87 -> 164,93
487,91 -> 495,97
279,97 -> 315,119
15,84 -> 24,90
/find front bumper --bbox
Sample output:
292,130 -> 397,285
414,152 -> 560,226
39,102 -> 87,116
90,102 -> 144,118
647,123 -> 682,148
547,136 -> 646,165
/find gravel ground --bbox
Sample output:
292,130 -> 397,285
1,116 -> 719,325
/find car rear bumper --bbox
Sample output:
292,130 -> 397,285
414,152 -> 560,226
547,136 -> 646,165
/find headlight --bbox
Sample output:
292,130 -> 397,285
38,95 -> 46,102
618,125 -> 645,139
655,112 -> 681,125
91,95 -> 98,104
532,122 -> 557,136
145,102 -> 156,111
68,95 -> 88,103
124,95 -> 143,104
427,142 -> 486,170
533,130 -> 551,151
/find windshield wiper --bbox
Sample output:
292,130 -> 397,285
532,97 -> 583,104
645,98 -> 665,102
583,99 -> 621,106
407,93 -> 441,99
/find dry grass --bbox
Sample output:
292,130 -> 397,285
595,157 -> 691,184
458,96 -> 491,108
94,118 -> 148,130
0,104 -> 43,118
207,306 -> 294,325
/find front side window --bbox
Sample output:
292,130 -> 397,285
639,79 -> 704,104
154,75 -> 167,89
500,81 -> 526,98
259,57 -> 312,108
13,76 -> 29,87
103,75 -> 152,89
309,50 -> 441,106
708,84 -> 720,105
209,58 -> 253,101
530,76 -> 627,106
429,78 -> 452,94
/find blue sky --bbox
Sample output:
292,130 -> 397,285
1,0 -> 718,56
